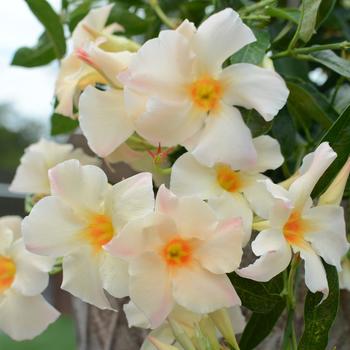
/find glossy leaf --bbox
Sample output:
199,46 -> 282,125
299,0 -> 322,43
239,301 -> 285,350
310,50 -> 350,79
298,263 -> 339,350
316,0 -> 337,28
229,272 -> 284,313
313,103 -> 350,197
24,0 -> 66,58
11,32 -> 56,67
241,109 -> 272,138
51,113 -> 79,136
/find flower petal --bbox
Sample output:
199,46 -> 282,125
49,159 -> 109,215
173,262 -> 240,314
188,104 -> 257,169
124,301 -> 151,328
303,205 -> 349,271
0,291 -> 59,341
193,8 -> 255,74
237,242 -> 291,281
129,252 -> 174,328
251,229 -> 286,256
220,63 -> 289,121
22,196 -> 83,257
79,87 -> 134,157
61,246 -> 111,309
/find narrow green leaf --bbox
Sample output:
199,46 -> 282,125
310,50 -> 350,79
24,0 -> 66,58
298,263 -> 339,350
239,301 -> 285,350
316,0 -> 337,28
299,0 -> 322,43
230,29 -> 270,65
229,273 -> 284,313
312,103 -> 350,197
241,109 -> 272,137
266,7 -> 300,24
51,113 -> 79,136
11,32 -> 55,67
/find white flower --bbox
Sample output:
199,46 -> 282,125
238,142 -> 349,298
22,159 -> 154,309
106,185 -> 244,327
0,216 -> 59,340
120,9 -> 289,168
170,135 -> 283,244
9,138 -> 99,196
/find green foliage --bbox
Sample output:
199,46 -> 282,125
299,0 -> 323,43
298,263 -> 339,350
51,113 -> 79,136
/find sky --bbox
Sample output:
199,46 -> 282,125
0,0 -> 61,123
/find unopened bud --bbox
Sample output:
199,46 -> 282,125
168,318 -> 196,350
148,336 -> 179,350
199,316 -> 220,350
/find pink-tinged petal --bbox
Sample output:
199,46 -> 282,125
129,252 -> 174,328
250,135 -> 284,173
237,242 -> 292,282
135,97 -> 205,147
48,159 -> 108,215
289,142 -> 336,209
155,185 -> 179,215
22,196 -> 83,257
299,248 -> 328,299
251,229 -> 286,256
173,262 -> 240,314
79,87 -> 134,157
61,246 -> 111,309
106,172 -> 154,230
303,205 -> 349,271
196,217 -> 244,274
124,30 -> 194,99
100,252 -> 129,298
193,8 -> 255,74
170,152 -> 221,199
188,104 -> 257,169
220,63 -> 289,121
208,192 -> 253,246
0,291 -> 59,341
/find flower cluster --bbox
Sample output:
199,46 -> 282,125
3,4 -> 349,349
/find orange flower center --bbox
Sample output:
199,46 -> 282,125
189,76 -> 223,111
83,214 -> 114,252
283,211 -> 310,248
162,238 -> 192,267
216,164 -> 243,193
0,256 -> 16,293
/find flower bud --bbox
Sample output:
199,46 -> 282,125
148,336 -> 179,350
199,316 -> 221,350
168,318 -> 196,350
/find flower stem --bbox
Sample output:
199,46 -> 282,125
239,0 -> 276,16
149,0 -> 176,29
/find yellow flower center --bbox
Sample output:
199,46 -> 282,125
189,76 -> 223,111
216,164 -> 243,193
162,238 -> 192,267
83,214 -> 114,252
283,211 -> 311,249
0,256 -> 16,293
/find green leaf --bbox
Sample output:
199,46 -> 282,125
11,32 -> 56,67
286,80 -> 334,129
299,0 -> 322,43
24,0 -> 66,58
241,109 -> 272,137
332,84 -> 350,114
239,301 -> 285,350
229,272 -> 284,313
298,263 -> 339,350
316,0 -> 337,29
312,103 -> 350,197
230,29 -> 270,65
51,113 -> 79,136
266,7 -> 300,24
310,50 -> 350,79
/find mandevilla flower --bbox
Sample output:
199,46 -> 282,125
22,159 -> 154,309
238,142 -> 350,298
106,185 -> 244,328
0,216 -> 59,340
119,8 -> 289,168
170,135 -> 283,244
9,138 -> 99,196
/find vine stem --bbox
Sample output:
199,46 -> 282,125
149,0 -> 176,29
239,0 -> 275,16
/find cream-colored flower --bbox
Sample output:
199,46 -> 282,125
0,216 -> 59,340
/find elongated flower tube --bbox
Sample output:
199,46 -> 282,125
119,8 -> 289,168
106,185 -> 244,327
238,142 -> 349,299
9,138 -> 99,196
0,216 -> 59,340
22,159 -> 154,309
170,135 -> 283,244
